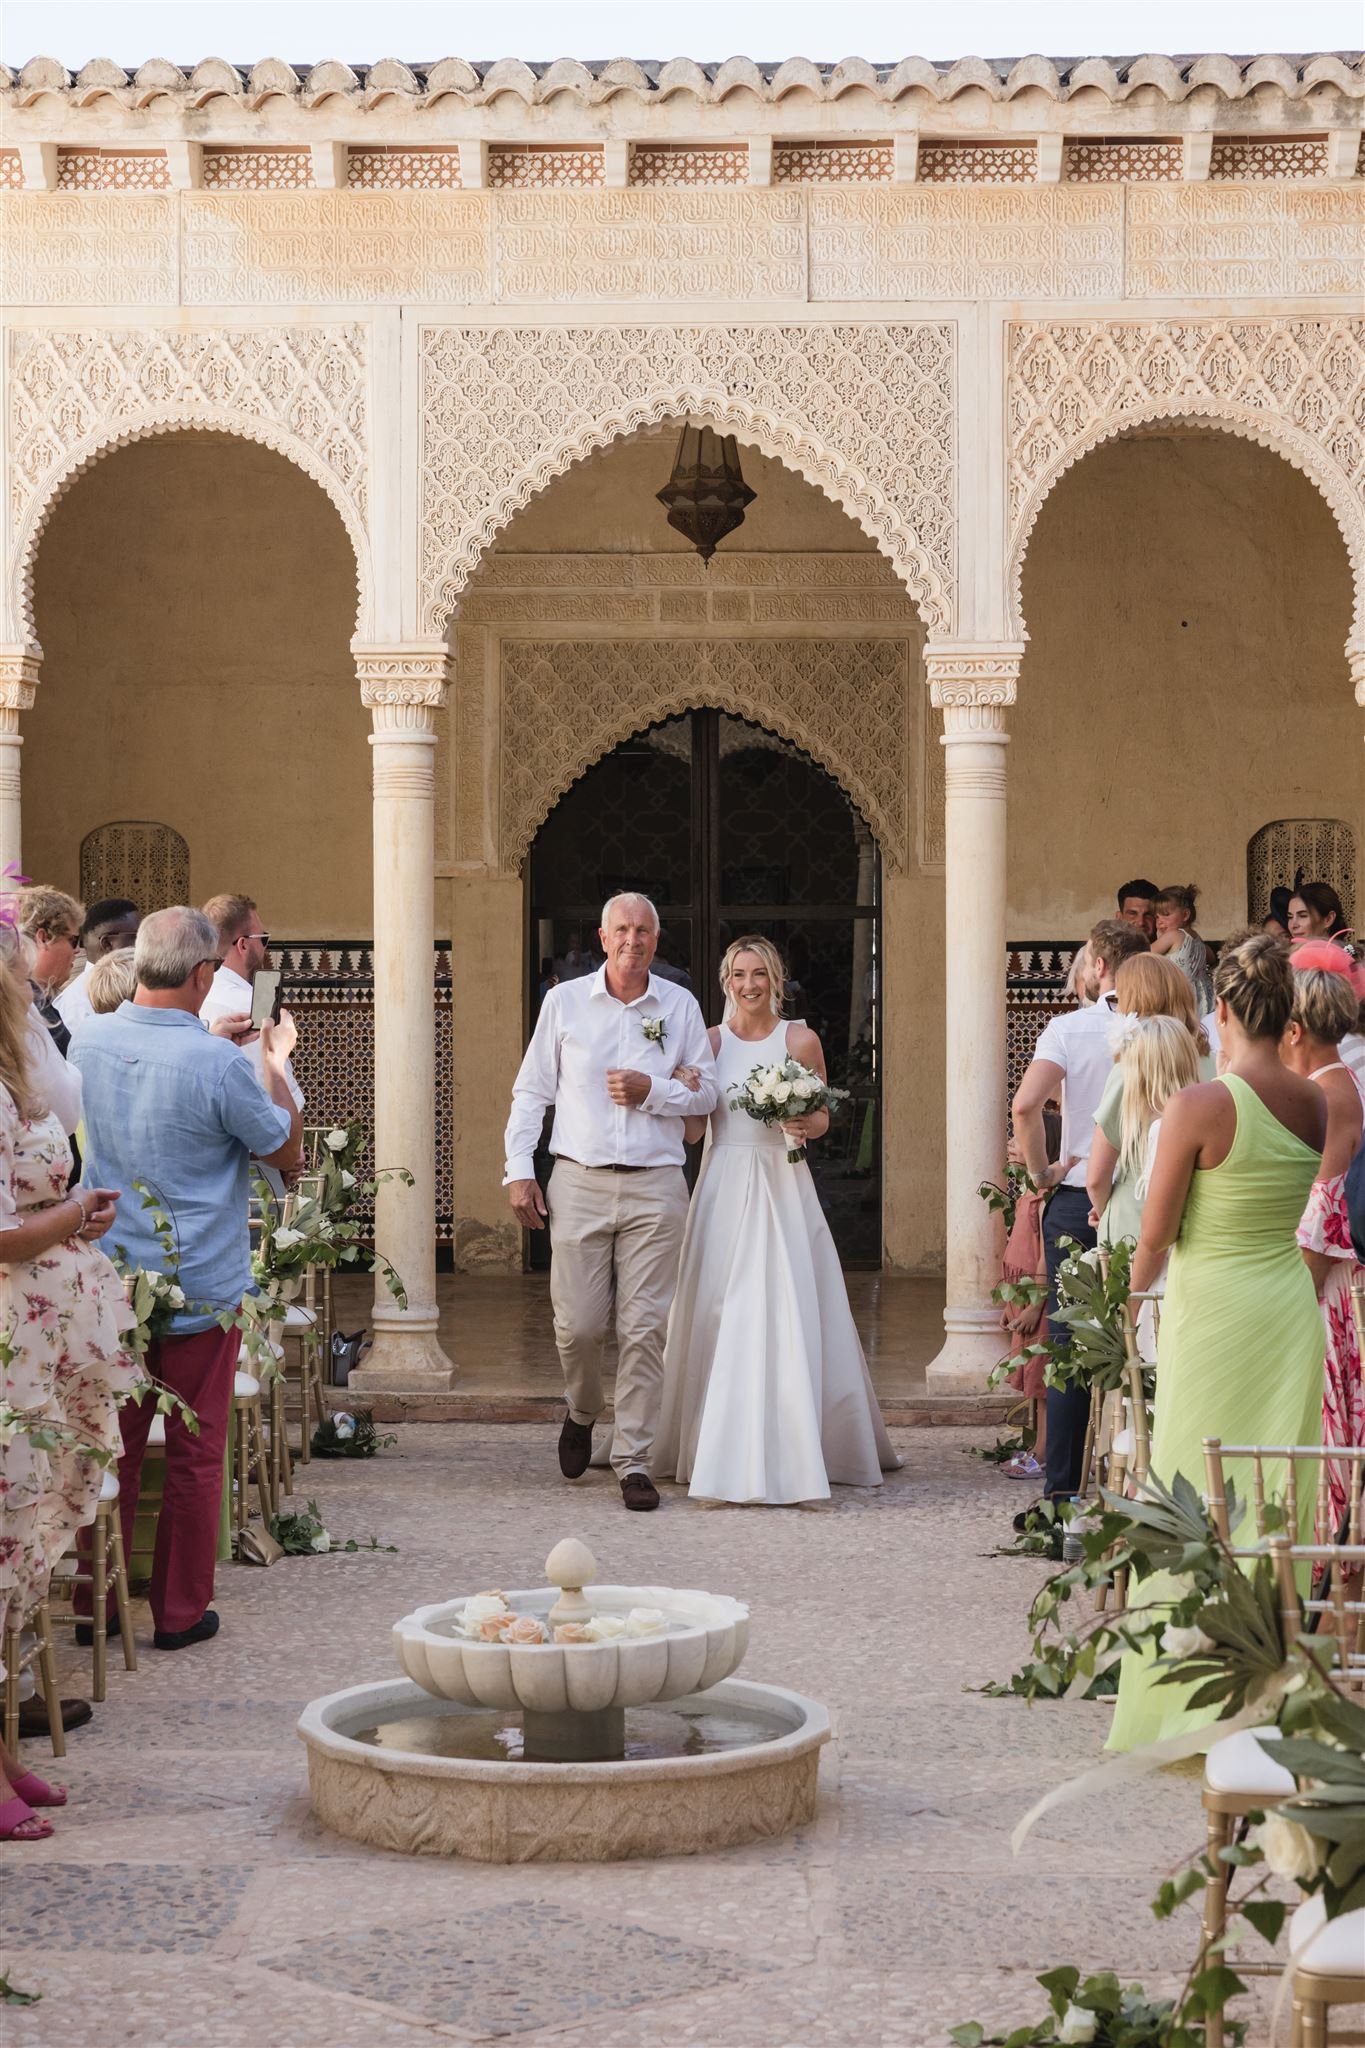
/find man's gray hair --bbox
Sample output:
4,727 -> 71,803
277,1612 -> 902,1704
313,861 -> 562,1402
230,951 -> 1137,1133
600,891 -> 660,934
135,906 -> 219,991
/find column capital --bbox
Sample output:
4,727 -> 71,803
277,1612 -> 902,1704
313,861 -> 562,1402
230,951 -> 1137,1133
0,644 -> 42,713
353,640 -> 450,712
1348,636 -> 1365,709
924,639 -> 1024,711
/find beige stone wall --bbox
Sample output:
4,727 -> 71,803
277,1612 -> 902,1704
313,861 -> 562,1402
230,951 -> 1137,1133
1011,432 -> 1361,936
27,432 -> 372,931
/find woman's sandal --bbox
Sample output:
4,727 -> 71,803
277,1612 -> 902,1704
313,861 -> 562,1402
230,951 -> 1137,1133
0,1796 -> 54,1841
10,1770 -> 66,1808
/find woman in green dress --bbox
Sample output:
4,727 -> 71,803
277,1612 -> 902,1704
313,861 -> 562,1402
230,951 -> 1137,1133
1107,935 -> 1326,1754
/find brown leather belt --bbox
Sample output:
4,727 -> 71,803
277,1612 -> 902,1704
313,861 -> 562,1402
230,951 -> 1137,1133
558,1156 -> 652,1174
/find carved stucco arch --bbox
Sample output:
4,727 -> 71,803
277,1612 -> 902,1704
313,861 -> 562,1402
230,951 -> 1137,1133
1005,319 -> 1365,658
13,414 -> 372,642
6,325 -> 373,645
500,637 -> 910,876
419,322 -> 957,639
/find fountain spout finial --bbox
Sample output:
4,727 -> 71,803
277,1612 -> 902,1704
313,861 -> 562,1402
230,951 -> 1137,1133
545,1537 -> 598,1627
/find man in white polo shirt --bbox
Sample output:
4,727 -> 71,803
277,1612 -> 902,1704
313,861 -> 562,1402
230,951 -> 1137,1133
1012,917 -> 1150,1502
504,892 -> 718,1512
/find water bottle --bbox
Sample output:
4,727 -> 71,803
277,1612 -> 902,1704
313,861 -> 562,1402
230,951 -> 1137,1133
1061,1497 -> 1086,1564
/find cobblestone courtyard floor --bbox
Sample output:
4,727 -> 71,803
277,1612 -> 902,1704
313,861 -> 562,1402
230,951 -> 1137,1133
4,1424 -> 1272,2045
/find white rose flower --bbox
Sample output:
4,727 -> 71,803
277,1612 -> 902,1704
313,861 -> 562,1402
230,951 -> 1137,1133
584,1614 -> 627,1642
625,1607 -> 667,1636
1252,1815 -> 1326,1883
310,1532 -> 331,1553
751,1083 -> 772,1105
461,1593 -> 509,1627
792,1078 -> 817,1100
340,1170 -> 356,1189
167,1285 -> 186,1309
1057,2007 -> 1097,2045
333,1412 -> 356,1440
273,1227 -> 304,1251
1161,1622 -> 1214,1660
772,1081 -> 793,1104
326,1129 -> 349,1151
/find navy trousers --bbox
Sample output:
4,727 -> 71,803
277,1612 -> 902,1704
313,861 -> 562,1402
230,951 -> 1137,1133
1041,1184 -> 1097,1499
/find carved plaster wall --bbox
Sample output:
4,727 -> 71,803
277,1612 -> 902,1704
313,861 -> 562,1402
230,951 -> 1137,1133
418,322 -> 956,637
5,323 -> 372,638
498,636 -> 912,877
1006,317 -> 1365,642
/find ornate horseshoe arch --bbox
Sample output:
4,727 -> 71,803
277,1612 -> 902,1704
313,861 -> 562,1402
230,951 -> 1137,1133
6,326 -> 374,643
1005,319 -> 1365,651
419,322 -> 957,637
500,637 -> 911,877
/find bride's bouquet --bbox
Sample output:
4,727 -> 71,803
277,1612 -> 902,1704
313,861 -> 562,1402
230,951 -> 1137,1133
728,1057 -> 849,1163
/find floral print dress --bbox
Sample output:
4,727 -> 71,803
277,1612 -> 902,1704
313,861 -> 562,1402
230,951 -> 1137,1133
0,1087 -> 135,1640
1298,1063 -> 1365,1524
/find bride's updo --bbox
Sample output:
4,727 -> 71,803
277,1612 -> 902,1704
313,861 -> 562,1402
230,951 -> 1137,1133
720,935 -> 786,1022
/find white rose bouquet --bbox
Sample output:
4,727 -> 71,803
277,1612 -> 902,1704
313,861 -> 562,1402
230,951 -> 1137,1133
728,1057 -> 849,1164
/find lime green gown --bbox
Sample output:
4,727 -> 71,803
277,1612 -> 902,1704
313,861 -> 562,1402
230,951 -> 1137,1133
1107,1075 -> 1324,1753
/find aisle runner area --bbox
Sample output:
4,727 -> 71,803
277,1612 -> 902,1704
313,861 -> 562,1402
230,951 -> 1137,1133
3,1426 -> 1271,2046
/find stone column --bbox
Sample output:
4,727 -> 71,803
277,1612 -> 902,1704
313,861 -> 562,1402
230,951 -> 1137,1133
0,648 -> 40,876
348,644 -> 456,1393
923,642 -> 1024,1391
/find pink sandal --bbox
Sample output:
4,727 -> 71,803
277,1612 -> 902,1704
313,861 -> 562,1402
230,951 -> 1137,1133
0,1796 -> 54,1841
11,1770 -> 66,1808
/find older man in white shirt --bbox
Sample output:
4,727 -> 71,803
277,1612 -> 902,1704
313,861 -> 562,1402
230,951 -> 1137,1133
1012,917 -> 1150,1504
505,892 -> 719,1511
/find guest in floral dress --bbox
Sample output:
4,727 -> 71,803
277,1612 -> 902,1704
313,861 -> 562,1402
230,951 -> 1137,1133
0,945 -> 131,1840
1285,944 -> 1365,1522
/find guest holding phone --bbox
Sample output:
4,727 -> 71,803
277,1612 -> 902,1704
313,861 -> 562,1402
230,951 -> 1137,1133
201,894 -> 304,1189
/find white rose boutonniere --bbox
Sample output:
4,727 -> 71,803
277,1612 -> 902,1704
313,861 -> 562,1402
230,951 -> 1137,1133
641,1015 -> 667,1051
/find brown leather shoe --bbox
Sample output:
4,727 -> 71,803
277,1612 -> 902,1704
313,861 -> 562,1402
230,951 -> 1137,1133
558,1414 -> 594,1479
18,1695 -> 92,1737
621,1472 -> 660,1512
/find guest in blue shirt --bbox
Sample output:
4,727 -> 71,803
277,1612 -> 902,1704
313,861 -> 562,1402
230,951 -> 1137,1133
71,906 -> 302,1651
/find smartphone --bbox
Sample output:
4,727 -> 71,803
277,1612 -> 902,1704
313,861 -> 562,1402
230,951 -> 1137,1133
250,969 -> 283,1030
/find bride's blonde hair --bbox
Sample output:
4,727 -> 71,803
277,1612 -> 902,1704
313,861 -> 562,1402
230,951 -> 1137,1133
1115,1013 -> 1199,1182
720,935 -> 786,1023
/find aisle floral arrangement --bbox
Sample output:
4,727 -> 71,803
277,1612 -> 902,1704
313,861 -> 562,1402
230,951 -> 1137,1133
249,1120 -> 412,1313
954,1472 -> 1365,2045
309,1408 -> 396,1459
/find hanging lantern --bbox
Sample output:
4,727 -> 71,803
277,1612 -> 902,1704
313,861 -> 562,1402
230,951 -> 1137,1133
656,426 -> 756,564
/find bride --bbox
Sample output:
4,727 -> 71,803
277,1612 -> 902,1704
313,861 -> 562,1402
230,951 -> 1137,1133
654,935 -> 901,1504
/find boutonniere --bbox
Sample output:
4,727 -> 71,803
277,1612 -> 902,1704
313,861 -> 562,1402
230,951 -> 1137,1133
641,1015 -> 667,1050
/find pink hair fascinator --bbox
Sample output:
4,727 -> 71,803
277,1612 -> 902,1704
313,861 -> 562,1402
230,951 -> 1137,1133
1290,938 -> 1365,1002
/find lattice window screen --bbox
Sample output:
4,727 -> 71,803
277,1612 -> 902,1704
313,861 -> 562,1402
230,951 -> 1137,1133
80,821 -> 190,909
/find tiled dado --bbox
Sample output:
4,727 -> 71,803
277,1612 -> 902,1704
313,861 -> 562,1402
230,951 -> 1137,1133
2,182 -> 1360,306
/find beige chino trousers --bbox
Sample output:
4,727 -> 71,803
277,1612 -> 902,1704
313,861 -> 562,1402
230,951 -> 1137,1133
546,1158 -> 690,1478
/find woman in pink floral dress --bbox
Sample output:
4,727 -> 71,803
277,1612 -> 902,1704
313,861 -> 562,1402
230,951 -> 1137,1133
0,947 -> 130,1840
1285,945 -> 1365,1522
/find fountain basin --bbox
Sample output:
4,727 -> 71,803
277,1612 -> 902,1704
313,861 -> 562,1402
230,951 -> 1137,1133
298,1676 -> 829,1862
393,1585 -> 749,1713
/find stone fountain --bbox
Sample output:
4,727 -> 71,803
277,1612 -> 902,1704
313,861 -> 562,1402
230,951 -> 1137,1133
298,1539 -> 829,1862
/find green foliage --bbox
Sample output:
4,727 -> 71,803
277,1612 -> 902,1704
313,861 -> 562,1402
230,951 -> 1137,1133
977,1165 -> 1037,1237
947,1964 -> 1247,2045
309,1409 -> 397,1460
1045,1238 -> 1138,1398
252,1127 -> 414,1313
0,1971 -> 40,2006
268,1496 -> 397,1557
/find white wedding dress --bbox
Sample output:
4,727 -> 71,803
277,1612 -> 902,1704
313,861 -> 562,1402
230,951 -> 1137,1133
654,1018 -> 901,1503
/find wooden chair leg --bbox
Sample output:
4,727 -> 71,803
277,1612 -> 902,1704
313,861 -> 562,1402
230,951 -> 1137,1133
108,1511 -> 137,1674
33,1601 -> 65,1760
307,1346 -> 326,1430
2,1622 -> 18,1753
233,1402 -> 249,1537
251,1405 -> 273,1526
269,1376 -> 293,1502
295,1355 -> 311,1464
1201,1806 -> 1234,2048
91,1506 -> 108,1702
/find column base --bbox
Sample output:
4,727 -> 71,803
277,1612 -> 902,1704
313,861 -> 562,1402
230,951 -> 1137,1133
924,1309 -> 1005,1394
349,1317 -> 456,1395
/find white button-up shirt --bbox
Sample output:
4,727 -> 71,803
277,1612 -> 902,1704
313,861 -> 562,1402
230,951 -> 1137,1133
1031,989 -> 1122,1187
504,966 -> 719,1183
200,963 -> 305,1111
55,961 -> 93,1033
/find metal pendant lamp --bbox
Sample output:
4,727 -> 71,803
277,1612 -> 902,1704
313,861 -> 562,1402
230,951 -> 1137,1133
656,425 -> 756,563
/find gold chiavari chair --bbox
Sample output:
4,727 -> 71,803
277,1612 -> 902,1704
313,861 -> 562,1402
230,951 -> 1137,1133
1093,1289 -> 1157,1614
231,1367 -> 274,1539
56,1469 -> 137,1700
1287,1896 -> 1365,2045
2,1594 -> 65,1758
1197,1441 -> 1365,2047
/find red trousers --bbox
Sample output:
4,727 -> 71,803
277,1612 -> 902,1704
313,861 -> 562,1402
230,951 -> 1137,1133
78,1323 -> 240,1635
